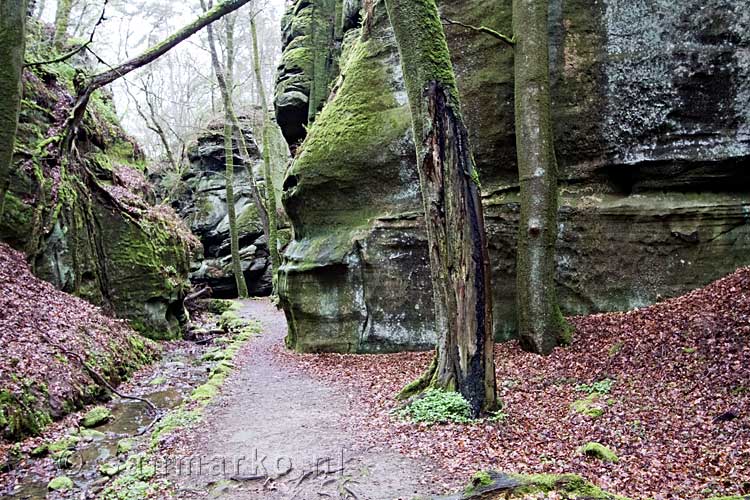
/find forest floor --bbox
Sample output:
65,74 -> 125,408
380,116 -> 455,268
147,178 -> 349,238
166,268 -> 750,500
162,299 -> 445,499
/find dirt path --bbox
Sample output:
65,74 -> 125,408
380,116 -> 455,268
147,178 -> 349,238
169,299 -> 442,500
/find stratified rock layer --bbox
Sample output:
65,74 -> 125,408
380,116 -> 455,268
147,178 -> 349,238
169,120 -> 272,298
278,0 -> 750,352
1,51 -> 196,340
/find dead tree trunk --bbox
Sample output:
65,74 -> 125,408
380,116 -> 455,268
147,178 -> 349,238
251,17 -> 280,285
513,0 -> 571,354
0,0 -> 28,217
384,0 -> 497,416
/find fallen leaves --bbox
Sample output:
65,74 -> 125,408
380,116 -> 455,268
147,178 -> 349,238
275,267 -> 750,499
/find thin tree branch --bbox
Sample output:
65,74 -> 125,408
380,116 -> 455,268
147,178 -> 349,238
24,0 -> 108,68
441,16 -> 515,46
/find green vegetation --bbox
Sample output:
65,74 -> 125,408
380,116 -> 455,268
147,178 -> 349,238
465,470 -> 494,493
576,378 -> 615,395
396,389 -> 473,424
48,476 -> 74,491
578,442 -> 619,463
571,393 -> 605,418
509,473 -> 628,498
81,406 -> 112,428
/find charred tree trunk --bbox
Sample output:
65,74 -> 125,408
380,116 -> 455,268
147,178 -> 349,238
0,0 -> 28,217
251,17 -> 280,284
384,0 -> 497,416
513,0 -> 571,354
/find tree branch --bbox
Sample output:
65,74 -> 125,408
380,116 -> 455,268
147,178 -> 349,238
63,0 -> 254,153
441,16 -> 515,46
25,0 -> 108,68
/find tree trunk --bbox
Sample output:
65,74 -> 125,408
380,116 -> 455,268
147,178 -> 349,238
251,17 -> 280,287
513,0 -> 571,354
222,14 -> 249,298
201,0 -> 270,242
0,0 -> 28,217
53,0 -> 72,48
384,0 -> 497,416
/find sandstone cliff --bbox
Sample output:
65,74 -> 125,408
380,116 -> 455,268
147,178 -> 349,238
275,0 -> 750,352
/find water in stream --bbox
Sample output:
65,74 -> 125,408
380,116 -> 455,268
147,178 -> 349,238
1,341 -> 212,500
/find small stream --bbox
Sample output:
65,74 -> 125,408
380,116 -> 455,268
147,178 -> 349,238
1,339 -> 214,499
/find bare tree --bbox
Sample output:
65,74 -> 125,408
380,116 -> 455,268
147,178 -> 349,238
251,16 -> 279,284
513,0 -> 571,354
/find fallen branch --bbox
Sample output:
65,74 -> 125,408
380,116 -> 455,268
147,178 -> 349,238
441,17 -> 515,46
184,285 -> 211,304
41,334 -> 158,414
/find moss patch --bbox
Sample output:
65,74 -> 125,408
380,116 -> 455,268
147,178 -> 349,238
578,442 -> 619,463
80,406 -> 112,428
47,476 -> 74,491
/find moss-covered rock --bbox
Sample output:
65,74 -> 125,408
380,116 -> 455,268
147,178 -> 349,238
80,406 -> 112,428
276,0 -> 750,352
578,442 -> 619,463
2,22 -> 196,340
47,476 -> 74,491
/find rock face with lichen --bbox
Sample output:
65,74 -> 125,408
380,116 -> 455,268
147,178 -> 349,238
158,119 -> 274,298
276,0 -> 750,353
0,28 -> 197,340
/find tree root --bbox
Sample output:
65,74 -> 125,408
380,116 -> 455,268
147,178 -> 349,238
396,352 -> 438,400
41,334 -> 159,414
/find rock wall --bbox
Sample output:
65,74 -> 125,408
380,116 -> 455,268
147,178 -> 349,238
1,45 -> 196,340
161,119 -> 274,298
276,0 -> 750,352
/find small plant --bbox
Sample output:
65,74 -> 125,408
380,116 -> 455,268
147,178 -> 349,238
575,378 -> 615,395
396,389 -> 472,424
487,409 -> 508,422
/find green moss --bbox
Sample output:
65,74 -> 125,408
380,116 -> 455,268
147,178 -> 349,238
47,476 -> 74,491
99,462 -> 125,477
101,454 -> 162,500
150,409 -> 201,449
578,442 -> 619,463
208,299 -> 234,315
571,393 -> 605,418
80,406 -> 112,428
509,473 -> 628,498
465,470 -> 494,493
117,438 -> 134,455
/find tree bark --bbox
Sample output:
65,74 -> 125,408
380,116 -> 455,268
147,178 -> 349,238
53,0 -> 72,48
0,0 -> 28,217
223,14 -> 249,298
384,0 -> 497,416
513,0 -> 571,354
251,17 -> 280,286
